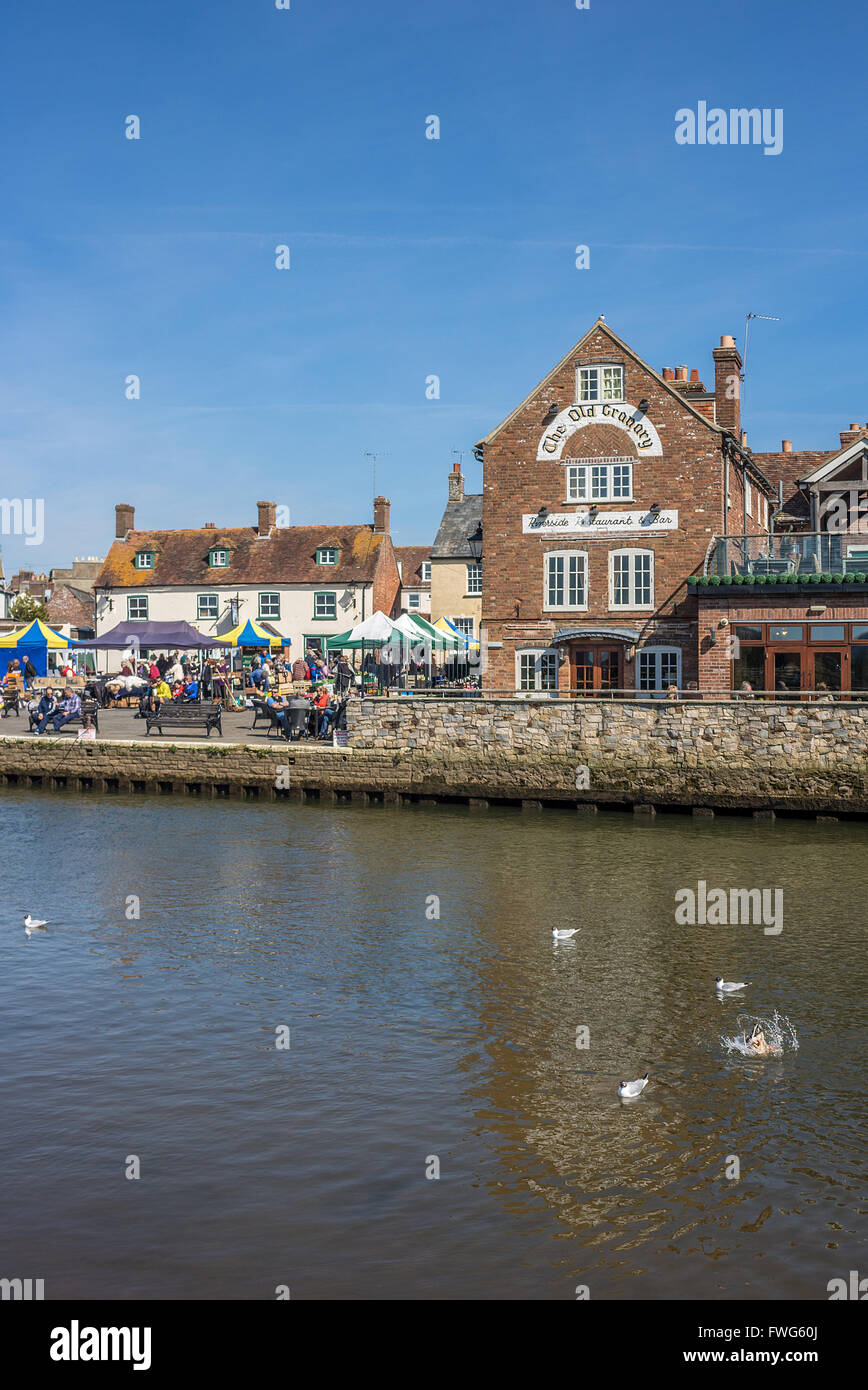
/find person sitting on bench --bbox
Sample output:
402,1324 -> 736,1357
32,686 -> 57,732
42,687 -> 81,734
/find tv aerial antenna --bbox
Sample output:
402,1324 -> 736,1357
742,313 -> 781,421
363,450 -> 390,501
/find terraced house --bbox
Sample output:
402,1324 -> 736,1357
94,498 -> 401,653
476,317 -> 774,695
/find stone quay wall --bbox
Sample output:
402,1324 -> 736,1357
0,695 -> 867,816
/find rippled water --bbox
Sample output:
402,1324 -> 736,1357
1,791 -> 865,1299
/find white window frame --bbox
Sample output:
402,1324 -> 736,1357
408,591 -> 421,609
258,592 -> 280,620
636,645 -> 681,696
609,547 -> 654,611
450,616 -> 475,639
135,551 -> 154,570
197,593 -> 219,621
576,364 -> 625,404
209,549 -> 229,568
313,591 -> 337,621
466,563 -> 482,596
564,457 -> 634,503
543,550 -> 588,611
420,562 -> 431,583
515,647 -> 559,693
127,595 -> 149,620
317,548 -> 338,565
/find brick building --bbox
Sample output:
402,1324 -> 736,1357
695,424 -> 868,695
476,318 -> 773,694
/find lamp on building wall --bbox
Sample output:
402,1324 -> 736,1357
707,627 -> 718,646
543,401 -> 560,423
649,501 -> 661,517
536,506 -> 548,520
468,523 -> 483,562
588,505 -> 599,520
638,398 -> 650,414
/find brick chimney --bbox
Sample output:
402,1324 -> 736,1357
373,495 -> 390,534
782,439 -> 792,453
675,365 -> 688,382
661,367 -> 674,380
257,500 -> 276,536
448,461 -> 465,502
839,423 -> 868,449
115,503 -> 135,539
713,334 -> 742,434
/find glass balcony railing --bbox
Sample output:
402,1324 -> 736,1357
709,533 -> 868,579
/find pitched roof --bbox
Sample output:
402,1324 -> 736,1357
752,450 -> 838,521
431,494 -> 483,559
475,318 -> 723,449
95,524 -> 388,590
394,546 -> 432,585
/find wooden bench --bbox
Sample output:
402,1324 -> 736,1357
145,702 -> 223,738
2,690 -> 22,717
29,697 -> 100,735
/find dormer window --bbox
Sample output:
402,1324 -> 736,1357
135,551 -> 155,570
209,549 -> 229,568
316,547 -> 338,565
577,365 -> 624,403
421,562 -> 431,582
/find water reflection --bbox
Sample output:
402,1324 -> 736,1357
0,793 -> 865,1299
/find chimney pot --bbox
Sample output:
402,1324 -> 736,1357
712,335 -> 743,435
662,367 -> 674,380
850,423 -> 860,431
115,503 -> 135,539
448,465 -> 465,503
675,365 -> 688,381
690,368 -> 700,382
782,439 -> 792,452
373,495 -> 390,534
257,500 -> 276,536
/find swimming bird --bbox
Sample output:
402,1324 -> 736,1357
715,976 -> 746,992
618,1074 -> 649,1098
552,928 -> 579,940
24,914 -> 49,931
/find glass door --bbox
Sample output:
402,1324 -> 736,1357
572,645 -> 621,694
812,649 -> 844,696
770,649 -> 803,698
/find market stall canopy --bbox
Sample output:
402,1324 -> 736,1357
83,620 -> 234,650
433,615 -> 481,652
408,612 -> 463,649
350,611 -> 398,642
0,619 -> 80,649
0,618 -> 83,676
219,618 -> 291,648
325,611 -> 401,651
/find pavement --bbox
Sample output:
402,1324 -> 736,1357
0,704 -> 335,747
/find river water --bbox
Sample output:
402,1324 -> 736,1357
1,791 -> 865,1300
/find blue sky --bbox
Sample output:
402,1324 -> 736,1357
2,0 -> 867,574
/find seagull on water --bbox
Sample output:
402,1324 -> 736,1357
618,1074 -> 649,1099
715,976 -> 746,992
552,928 -> 579,940
24,914 -> 49,932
